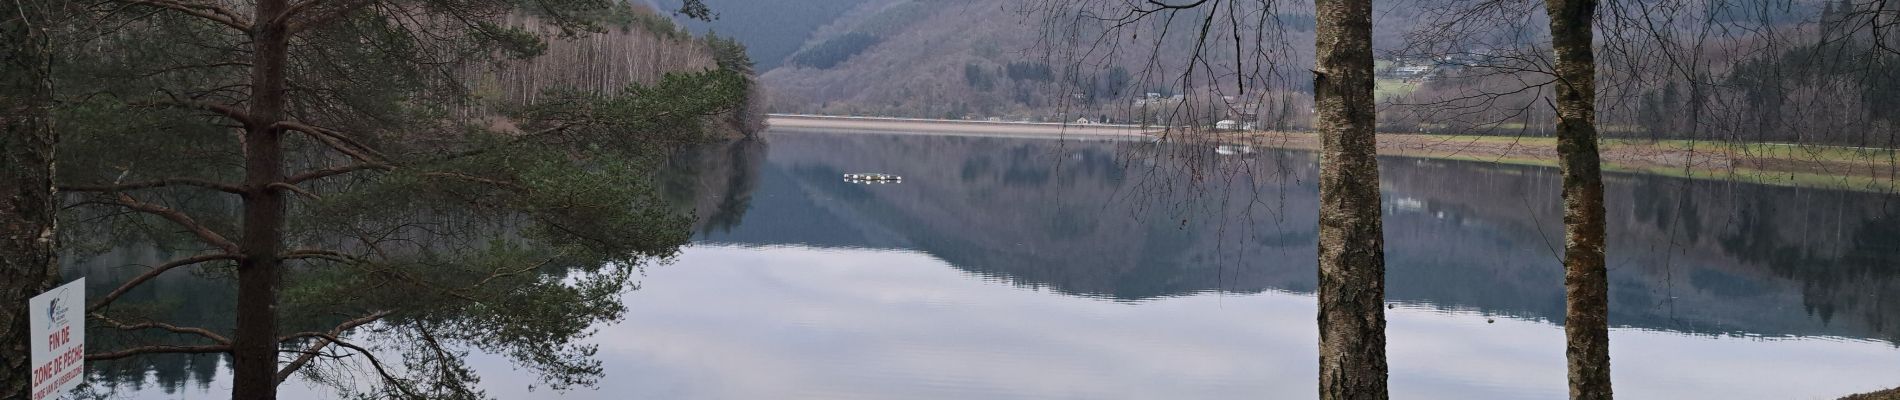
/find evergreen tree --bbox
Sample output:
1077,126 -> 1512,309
54,0 -> 745,399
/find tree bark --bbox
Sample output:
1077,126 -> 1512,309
0,0 -> 58,397
1545,0 -> 1612,397
1313,0 -> 1388,397
231,1 -> 291,398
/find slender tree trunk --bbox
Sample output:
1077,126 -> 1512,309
232,2 -> 290,398
0,0 -> 58,397
1545,0 -> 1612,397
1313,0 -> 1388,396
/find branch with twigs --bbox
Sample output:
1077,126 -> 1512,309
88,253 -> 242,313
283,162 -> 395,185
93,193 -> 242,254
137,98 -> 255,126
106,0 -> 253,32
87,344 -> 233,361
280,330 -> 424,398
285,0 -> 374,34
275,120 -> 387,163
90,313 -> 232,345
277,309 -> 393,382
61,178 -> 245,195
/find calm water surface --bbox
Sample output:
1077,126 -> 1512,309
90,129 -> 1900,399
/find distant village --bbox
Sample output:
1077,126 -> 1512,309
1378,50 -> 1491,82
944,51 -> 1498,132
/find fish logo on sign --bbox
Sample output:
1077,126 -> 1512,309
44,291 -> 67,326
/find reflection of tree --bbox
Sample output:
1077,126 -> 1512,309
67,246 -> 235,394
1698,186 -> 1900,340
658,138 -> 769,236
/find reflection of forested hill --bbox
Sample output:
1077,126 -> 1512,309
697,132 -> 1316,299
685,131 -> 1900,343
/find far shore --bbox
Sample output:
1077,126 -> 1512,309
765,115 -> 1898,192
766,114 -> 1159,139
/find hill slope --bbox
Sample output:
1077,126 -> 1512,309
657,0 -> 869,71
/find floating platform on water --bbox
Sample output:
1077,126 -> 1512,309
843,173 -> 903,183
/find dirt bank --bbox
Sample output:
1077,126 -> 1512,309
1214,131 -> 1898,192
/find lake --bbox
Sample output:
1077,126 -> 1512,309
83,129 -> 1900,399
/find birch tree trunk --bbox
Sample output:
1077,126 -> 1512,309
0,0 -> 58,396
1545,0 -> 1613,397
1314,0 -> 1389,396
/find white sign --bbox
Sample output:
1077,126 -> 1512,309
29,278 -> 83,400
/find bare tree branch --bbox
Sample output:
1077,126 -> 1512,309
276,309 -> 392,383
430,122 -> 580,163
285,0 -> 373,34
139,99 -> 255,126
61,178 -> 245,195
283,162 -> 393,185
90,313 -> 232,344
275,120 -> 387,163
88,253 -> 242,313
279,330 -> 423,398
87,344 -> 231,361
280,248 -> 360,263
268,182 -> 322,199
103,193 -> 242,254
418,171 -> 523,191
106,0 -> 253,32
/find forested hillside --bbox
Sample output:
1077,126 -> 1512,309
706,0 -> 1897,149
481,3 -> 767,137
656,0 -> 868,70
760,0 -> 1261,122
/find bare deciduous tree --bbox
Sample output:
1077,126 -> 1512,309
1029,1 -> 1390,397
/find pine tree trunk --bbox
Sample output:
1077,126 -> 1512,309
1545,0 -> 1613,397
0,0 -> 59,397
1313,0 -> 1388,396
231,1 -> 291,398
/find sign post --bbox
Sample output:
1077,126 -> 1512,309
29,278 -> 83,400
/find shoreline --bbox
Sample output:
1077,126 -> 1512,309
764,115 -> 1898,192
1210,131 -> 1897,192
766,114 -> 1159,138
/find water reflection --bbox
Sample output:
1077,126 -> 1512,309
700,131 -> 1900,344
80,130 -> 1900,399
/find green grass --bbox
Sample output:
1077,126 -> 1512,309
1640,139 -> 1900,163
1386,134 -> 1899,165
1233,131 -> 1900,192
1395,145 -> 1898,192
1373,79 -> 1418,100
